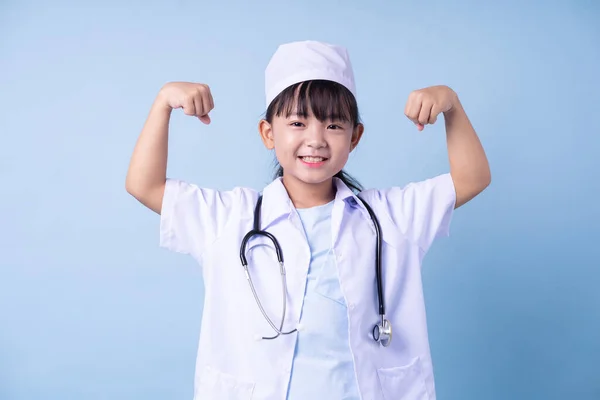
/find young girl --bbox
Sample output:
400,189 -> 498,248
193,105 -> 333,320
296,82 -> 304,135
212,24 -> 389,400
126,40 -> 490,400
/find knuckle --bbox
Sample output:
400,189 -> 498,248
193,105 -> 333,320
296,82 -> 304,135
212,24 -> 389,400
198,83 -> 210,93
183,99 -> 194,109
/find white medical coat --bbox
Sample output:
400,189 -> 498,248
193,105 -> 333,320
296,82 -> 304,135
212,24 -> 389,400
159,173 -> 456,400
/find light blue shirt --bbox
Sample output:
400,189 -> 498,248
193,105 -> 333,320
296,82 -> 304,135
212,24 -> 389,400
286,200 -> 362,400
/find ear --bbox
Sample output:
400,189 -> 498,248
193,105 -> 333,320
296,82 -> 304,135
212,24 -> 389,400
259,119 -> 275,150
350,123 -> 364,152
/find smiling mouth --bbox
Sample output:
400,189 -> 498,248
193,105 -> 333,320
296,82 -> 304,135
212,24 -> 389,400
299,156 -> 328,163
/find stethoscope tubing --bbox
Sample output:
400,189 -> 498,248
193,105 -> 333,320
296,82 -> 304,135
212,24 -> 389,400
239,193 -> 390,345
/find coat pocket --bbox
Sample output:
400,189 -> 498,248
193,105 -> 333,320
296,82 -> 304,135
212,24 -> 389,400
376,357 -> 429,400
195,366 -> 255,400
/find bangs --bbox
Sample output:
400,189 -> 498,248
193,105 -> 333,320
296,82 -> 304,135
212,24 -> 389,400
266,80 -> 359,125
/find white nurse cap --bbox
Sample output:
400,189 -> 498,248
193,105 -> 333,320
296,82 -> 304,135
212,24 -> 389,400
264,40 -> 357,108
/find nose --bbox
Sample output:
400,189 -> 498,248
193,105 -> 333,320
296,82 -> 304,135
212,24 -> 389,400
305,124 -> 327,148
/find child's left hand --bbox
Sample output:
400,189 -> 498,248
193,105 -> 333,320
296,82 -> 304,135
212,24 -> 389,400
404,85 -> 458,131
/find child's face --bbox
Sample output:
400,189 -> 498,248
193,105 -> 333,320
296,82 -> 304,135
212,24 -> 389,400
259,112 -> 363,187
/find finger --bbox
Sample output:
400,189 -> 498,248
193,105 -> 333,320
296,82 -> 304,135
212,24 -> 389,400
194,92 -> 205,117
199,87 -> 211,116
192,95 -> 209,123
197,84 -> 213,113
404,95 -> 422,125
205,85 -> 214,111
429,105 -> 440,125
418,101 -> 433,126
198,114 -> 211,124
182,98 -> 196,116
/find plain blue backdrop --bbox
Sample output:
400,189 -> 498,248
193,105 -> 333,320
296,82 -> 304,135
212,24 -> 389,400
1,0 -> 599,399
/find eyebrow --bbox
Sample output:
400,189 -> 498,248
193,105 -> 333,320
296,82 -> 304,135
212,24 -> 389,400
286,113 -> 309,119
284,112 -> 350,123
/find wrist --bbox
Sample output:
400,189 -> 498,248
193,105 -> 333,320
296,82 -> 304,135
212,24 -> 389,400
444,88 -> 461,116
154,88 -> 173,114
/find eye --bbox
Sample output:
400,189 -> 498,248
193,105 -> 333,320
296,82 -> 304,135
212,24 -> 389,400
327,124 -> 343,130
290,122 -> 305,127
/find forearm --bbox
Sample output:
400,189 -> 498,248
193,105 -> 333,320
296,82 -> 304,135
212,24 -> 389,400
125,96 -> 172,213
444,95 -> 491,208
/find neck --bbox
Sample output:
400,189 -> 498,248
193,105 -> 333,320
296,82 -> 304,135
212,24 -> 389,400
281,175 -> 336,209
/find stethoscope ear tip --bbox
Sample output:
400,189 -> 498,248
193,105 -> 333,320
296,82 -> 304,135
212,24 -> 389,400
253,334 -> 262,342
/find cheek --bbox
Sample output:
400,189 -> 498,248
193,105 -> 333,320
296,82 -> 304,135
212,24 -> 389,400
331,134 -> 353,154
331,137 -> 353,165
273,147 -> 290,165
272,133 -> 298,164
273,130 -> 300,151
335,152 -> 350,167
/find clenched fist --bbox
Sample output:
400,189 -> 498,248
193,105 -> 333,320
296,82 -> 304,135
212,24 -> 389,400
158,82 -> 214,125
404,85 -> 458,131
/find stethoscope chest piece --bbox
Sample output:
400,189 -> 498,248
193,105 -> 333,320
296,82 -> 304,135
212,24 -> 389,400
373,317 -> 392,347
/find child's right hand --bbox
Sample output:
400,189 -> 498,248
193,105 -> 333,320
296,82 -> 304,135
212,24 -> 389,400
158,82 -> 214,124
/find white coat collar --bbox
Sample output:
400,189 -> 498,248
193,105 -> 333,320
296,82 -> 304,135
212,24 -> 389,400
258,177 -> 371,230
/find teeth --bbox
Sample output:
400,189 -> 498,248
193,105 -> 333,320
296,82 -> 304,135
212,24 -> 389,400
301,156 -> 325,163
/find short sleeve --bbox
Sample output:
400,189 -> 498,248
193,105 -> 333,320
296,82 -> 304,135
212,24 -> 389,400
373,173 -> 456,252
159,178 -> 241,259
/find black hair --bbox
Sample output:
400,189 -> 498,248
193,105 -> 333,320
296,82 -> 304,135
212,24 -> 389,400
264,79 -> 363,193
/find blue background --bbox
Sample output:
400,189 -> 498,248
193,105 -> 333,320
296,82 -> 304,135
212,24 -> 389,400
1,0 -> 599,399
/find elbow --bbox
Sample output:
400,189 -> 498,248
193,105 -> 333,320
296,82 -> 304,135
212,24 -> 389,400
454,166 -> 491,194
473,168 -> 491,196
125,180 -> 151,209
483,164 -> 492,189
125,175 -> 144,200
125,175 -> 136,196
482,167 -> 492,190
124,177 -> 165,214
452,166 -> 491,209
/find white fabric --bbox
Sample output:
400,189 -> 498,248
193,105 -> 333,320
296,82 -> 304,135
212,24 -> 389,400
159,174 -> 456,400
264,40 -> 357,108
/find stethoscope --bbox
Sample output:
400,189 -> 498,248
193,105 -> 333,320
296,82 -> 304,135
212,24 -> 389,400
239,195 -> 392,347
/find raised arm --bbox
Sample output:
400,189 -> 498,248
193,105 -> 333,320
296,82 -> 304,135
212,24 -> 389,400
125,82 -> 214,214
443,92 -> 491,208
404,85 -> 491,208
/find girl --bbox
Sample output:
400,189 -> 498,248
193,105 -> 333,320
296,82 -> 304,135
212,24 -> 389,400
126,40 -> 490,400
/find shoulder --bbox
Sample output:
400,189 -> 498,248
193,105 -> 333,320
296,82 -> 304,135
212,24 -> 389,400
358,173 -> 455,205
163,178 -> 261,217
357,173 -> 456,250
